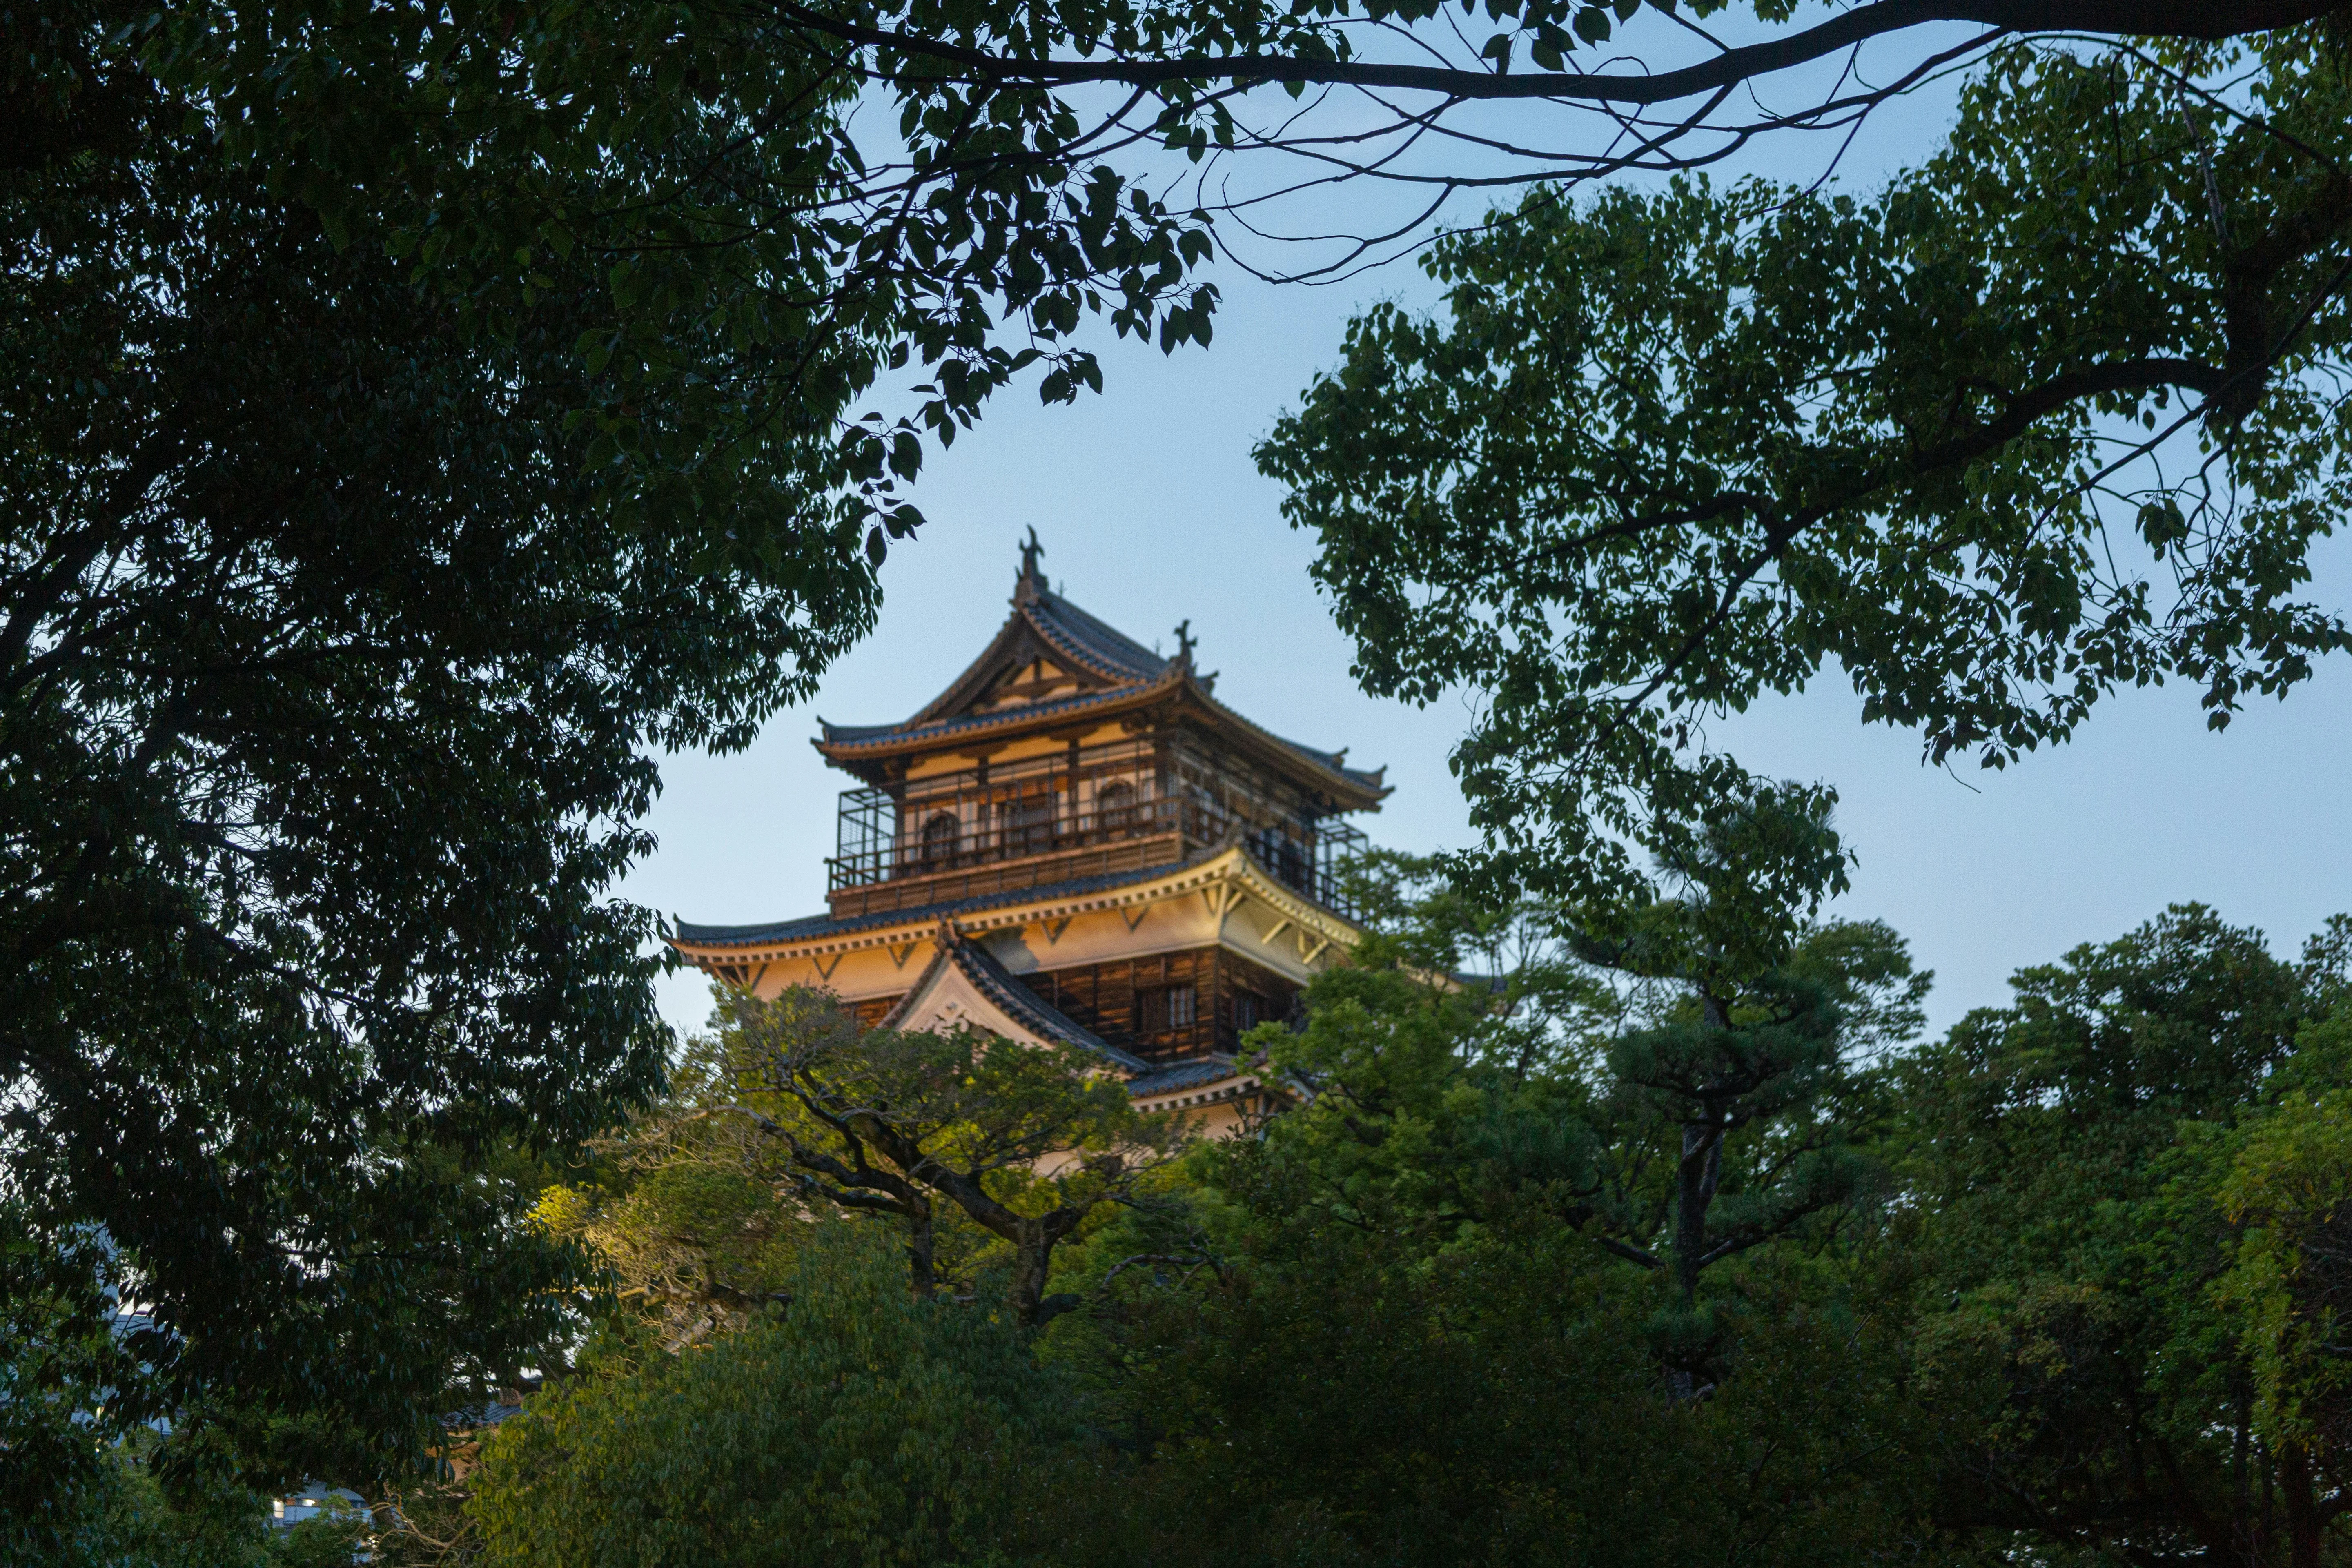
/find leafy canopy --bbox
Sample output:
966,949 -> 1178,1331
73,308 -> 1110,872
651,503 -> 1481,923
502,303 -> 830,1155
539,988 -> 1183,1338
1895,905 -> 2352,1566
3,0 -> 872,1497
452,892 -> 2352,1568
470,1225 -> 1074,1568
1260,35 -> 2352,909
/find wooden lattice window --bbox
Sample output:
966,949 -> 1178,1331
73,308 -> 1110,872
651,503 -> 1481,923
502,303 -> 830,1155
1095,778 -> 1136,831
918,811 -> 960,865
1139,983 -> 1197,1035
1004,788 -> 1056,854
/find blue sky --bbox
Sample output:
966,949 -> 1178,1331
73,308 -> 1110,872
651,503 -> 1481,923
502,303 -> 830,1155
620,47 -> 2352,1042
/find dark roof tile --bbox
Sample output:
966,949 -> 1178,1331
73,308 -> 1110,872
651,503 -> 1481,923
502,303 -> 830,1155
1026,586 -> 1169,681
1126,1057 -> 1251,1097
671,853 -> 1199,949
817,675 -> 1172,751
938,935 -> 1150,1071
812,576 -> 1388,802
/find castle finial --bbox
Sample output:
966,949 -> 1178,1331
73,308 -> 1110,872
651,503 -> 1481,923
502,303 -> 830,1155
1018,526 -> 1045,583
1173,619 -> 1196,665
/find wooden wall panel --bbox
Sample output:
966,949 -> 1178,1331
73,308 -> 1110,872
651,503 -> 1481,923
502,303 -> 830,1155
849,995 -> 903,1030
1022,946 -> 1301,1062
1215,950 -> 1301,1045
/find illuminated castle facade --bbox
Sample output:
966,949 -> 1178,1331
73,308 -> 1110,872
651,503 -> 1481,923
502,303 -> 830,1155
668,539 -> 1388,1134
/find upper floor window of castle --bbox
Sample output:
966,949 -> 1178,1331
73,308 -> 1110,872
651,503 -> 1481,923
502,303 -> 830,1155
919,811 -> 960,865
1096,779 -> 1136,831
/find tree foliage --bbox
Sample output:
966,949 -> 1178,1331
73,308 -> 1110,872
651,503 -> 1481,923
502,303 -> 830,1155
1026,855 -> 1936,1565
17,0 -> 2352,1547
1043,896 -> 2352,1568
1051,1218 -> 1930,1568
1260,31 -> 2352,906
537,989 -> 1183,1339
469,1225 -> 1071,1568
2216,976 -> 2352,1462
440,887 -> 2352,1568
718,987 -> 1184,1324
1895,905 -> 2352,1567
134,2 -> 2350,571
144,0 -> 1226,564
1234,847 -> 1922,1384
1,1214 -> 149,1565
2,0 -> 874,1500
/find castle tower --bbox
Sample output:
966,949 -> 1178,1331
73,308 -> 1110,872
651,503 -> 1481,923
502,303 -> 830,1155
668,537 -> 1389,1133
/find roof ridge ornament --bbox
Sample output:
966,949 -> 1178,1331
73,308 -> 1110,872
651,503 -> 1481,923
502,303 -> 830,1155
1015,526 -> 1045,603
1173,619 -> 1196,667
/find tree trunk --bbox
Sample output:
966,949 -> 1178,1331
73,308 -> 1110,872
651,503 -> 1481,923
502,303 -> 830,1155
2283,1443 -> 2322,1568
906,1194 -> 937,1299
1672,1119 -> 1721,1303
1009,1213 -> 1087,1327
1672,994 -> 1733,1304
1011,1216 -> 1052,1326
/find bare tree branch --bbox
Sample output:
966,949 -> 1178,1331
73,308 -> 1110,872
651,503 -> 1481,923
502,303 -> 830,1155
768,0 -> 2336,106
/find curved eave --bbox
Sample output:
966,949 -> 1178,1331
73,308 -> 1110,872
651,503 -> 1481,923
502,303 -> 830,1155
1125,1050 -> 1315,1116
858,583 -> 1168,739
667,841 -> 1363,972
668,849 -> 1200,957
816,665 -> 1187,779
938,933 -> 1151,1071
1183,679 -> 1392,811
1019,586 -> 1169,687
817,670 -> 1390,812
1128,1059 -> 1283,1114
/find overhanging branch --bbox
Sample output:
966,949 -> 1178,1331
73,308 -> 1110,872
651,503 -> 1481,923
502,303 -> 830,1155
769,0 -> 2340,107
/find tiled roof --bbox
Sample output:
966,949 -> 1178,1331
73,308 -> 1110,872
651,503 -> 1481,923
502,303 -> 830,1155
921,931 -> 1254,1096
817,666 -> 1182,750
1126,1056 -> 1250,1097
812,566 -> 1389,804
677,897 -> 1265,1098
1020,585 -> 1169,682
1189,681 -> 1390,799
935,933 -> 1150,1072
671,909 -> 862,947
671,852 -> 1199,949
444,1401 -> 526,1433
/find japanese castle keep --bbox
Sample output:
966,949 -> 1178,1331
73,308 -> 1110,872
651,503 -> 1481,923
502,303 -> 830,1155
668,539 -> 1389,1133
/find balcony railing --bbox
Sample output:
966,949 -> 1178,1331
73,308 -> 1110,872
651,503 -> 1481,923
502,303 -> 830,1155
1247,819 -> 1368,920
827,735 -> 1369,919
